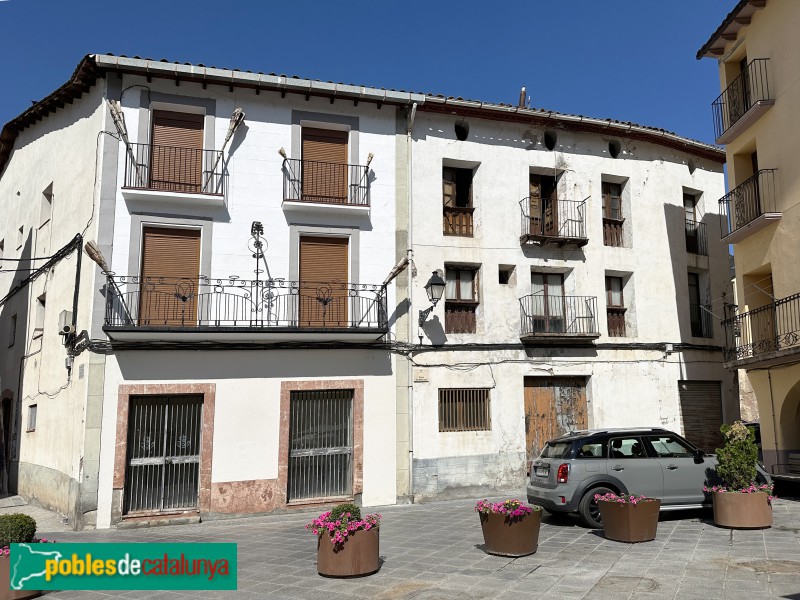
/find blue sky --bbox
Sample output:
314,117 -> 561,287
0,0 -> 728,144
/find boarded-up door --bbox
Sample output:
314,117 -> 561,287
299,236 -> 348,327
524,377 -> 588,461
678,381 -> 723,452
139,227 -> 201,326
302,128 -> 348,203
150,111 -> 204,193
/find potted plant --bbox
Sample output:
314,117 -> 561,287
594,493 -> 661,543
475,499 -> 542,557
706,421 -> 773,529
306,503 -> 381,577
0,513 -> 54,599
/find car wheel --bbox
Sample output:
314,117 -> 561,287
578,486 -> 614,528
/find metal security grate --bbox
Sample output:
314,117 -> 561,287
124,395 -> 203,514
288,389 -> 354,502
438,389 -> 491,432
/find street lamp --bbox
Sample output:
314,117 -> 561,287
418,271 -> 446,327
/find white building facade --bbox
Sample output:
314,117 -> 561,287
405,101 -> 734,500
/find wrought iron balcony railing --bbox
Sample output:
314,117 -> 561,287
123,143 -> 225,195
103,275 -> 388,332
723,293 -> 800,362
282,158 -> 369,206
685,219 -> 708,256
712,58 -> 773,143
689,303 -> 713,338
519,295 -> 599,339
719,169 -> 778,240
519,197 -> 588,246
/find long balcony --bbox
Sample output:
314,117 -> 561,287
519,197 -> 588,247
122,143 -> 226,206
103,275 -> 388,342
723,293 -> 800,367
719,169 -> 780,243
282,158 -> 369,213
712,58 -> 774,144
685,220 -> 708,256
519,295 -> 600,344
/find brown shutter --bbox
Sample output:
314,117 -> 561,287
529,175 -> 542,235
679,381 -> 723,452
151,110 -> 204,193
298,236 -> 349,327
301,128 -> 348,203
139,227 -> 201,326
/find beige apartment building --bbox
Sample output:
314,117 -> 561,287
699,0 -> 800,475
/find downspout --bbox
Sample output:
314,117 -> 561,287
406,102 -> 417,502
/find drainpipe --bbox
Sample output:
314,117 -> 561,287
406,102 -> 417,502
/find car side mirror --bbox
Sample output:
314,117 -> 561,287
693,448 -> 704,463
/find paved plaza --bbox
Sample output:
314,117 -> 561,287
4,494 -> 799,599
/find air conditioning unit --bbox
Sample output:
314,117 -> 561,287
58,310 -> 74,335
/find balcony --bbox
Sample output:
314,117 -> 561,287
723,293 -> 800,368
282,158 -> 370,214
719,169 -> 780,243
712,59 -> 774,144
690,303 -> 714,339
103,275 -> 388,342
443,206 -> 474,236
121,143 -> 226,207
519,197 -> 588,247
519,295 -> 600,344
685,220 -> 708,256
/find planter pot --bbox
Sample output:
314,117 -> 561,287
316,527 -> 380,577
598,499 -> 661,543
479,510 -> 542,557
712,492 -> 772,529
0,556 -> 41,600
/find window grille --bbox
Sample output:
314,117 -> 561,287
438,389 -> 491,432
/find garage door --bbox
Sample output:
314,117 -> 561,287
679,380 -> 723,452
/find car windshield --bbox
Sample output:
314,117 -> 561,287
539,442 -> 572,459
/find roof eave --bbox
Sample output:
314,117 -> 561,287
697,0 -> 767,60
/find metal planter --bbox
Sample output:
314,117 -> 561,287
712,492 -> 772,529
479,510 -> 542,557
316,527 -> 380,577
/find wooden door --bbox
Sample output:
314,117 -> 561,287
298,236 -> 349,327
541,176 -> 558,235
139,227 -> 201,326
524,377 -> 588,462
301,128 -> 348,203
529,175 -> 542,236
150,111 -> 204,193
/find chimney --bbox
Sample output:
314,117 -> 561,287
518,86 -> 526,108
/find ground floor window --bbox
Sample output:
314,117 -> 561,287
438,388 -> 491,432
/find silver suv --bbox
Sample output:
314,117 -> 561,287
526,427 -> 767,528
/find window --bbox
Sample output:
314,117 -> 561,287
33,294 -> 45,339
602,181 -> 624,247
578,442 -> 605,459
688,273 -> 711,337
606,276 -> 626,337
684,193 -> 704,254
40,184 -> 53,228
646,435 -> 693,459
8,315 -> 16,347
438,389 -> 491,432
27,405 -> 37,432
445,267 -> 478,333
608,437 -> 647,459
498,265 -> 514,285
442,166 -> 474,236
528,272 -> 565,333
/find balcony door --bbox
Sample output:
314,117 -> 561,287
529,175 -> 557,236
301,128 -> 348,204
530,273 -> 565,333
298,236 -> 349,327
139,227 -> 201,326
150,110 -> 204,193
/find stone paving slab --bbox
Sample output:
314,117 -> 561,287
8,495 -> 797,599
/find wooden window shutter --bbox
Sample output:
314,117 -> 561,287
298,236 -> 349,327
442,168 -> 456,208
150,111 -> 204,193
301,128 -> 348,203
139,227 -> 201,326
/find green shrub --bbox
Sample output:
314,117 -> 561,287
329,503 -> 361,522
0,514 -> 36,546
715,421 -> 759,491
